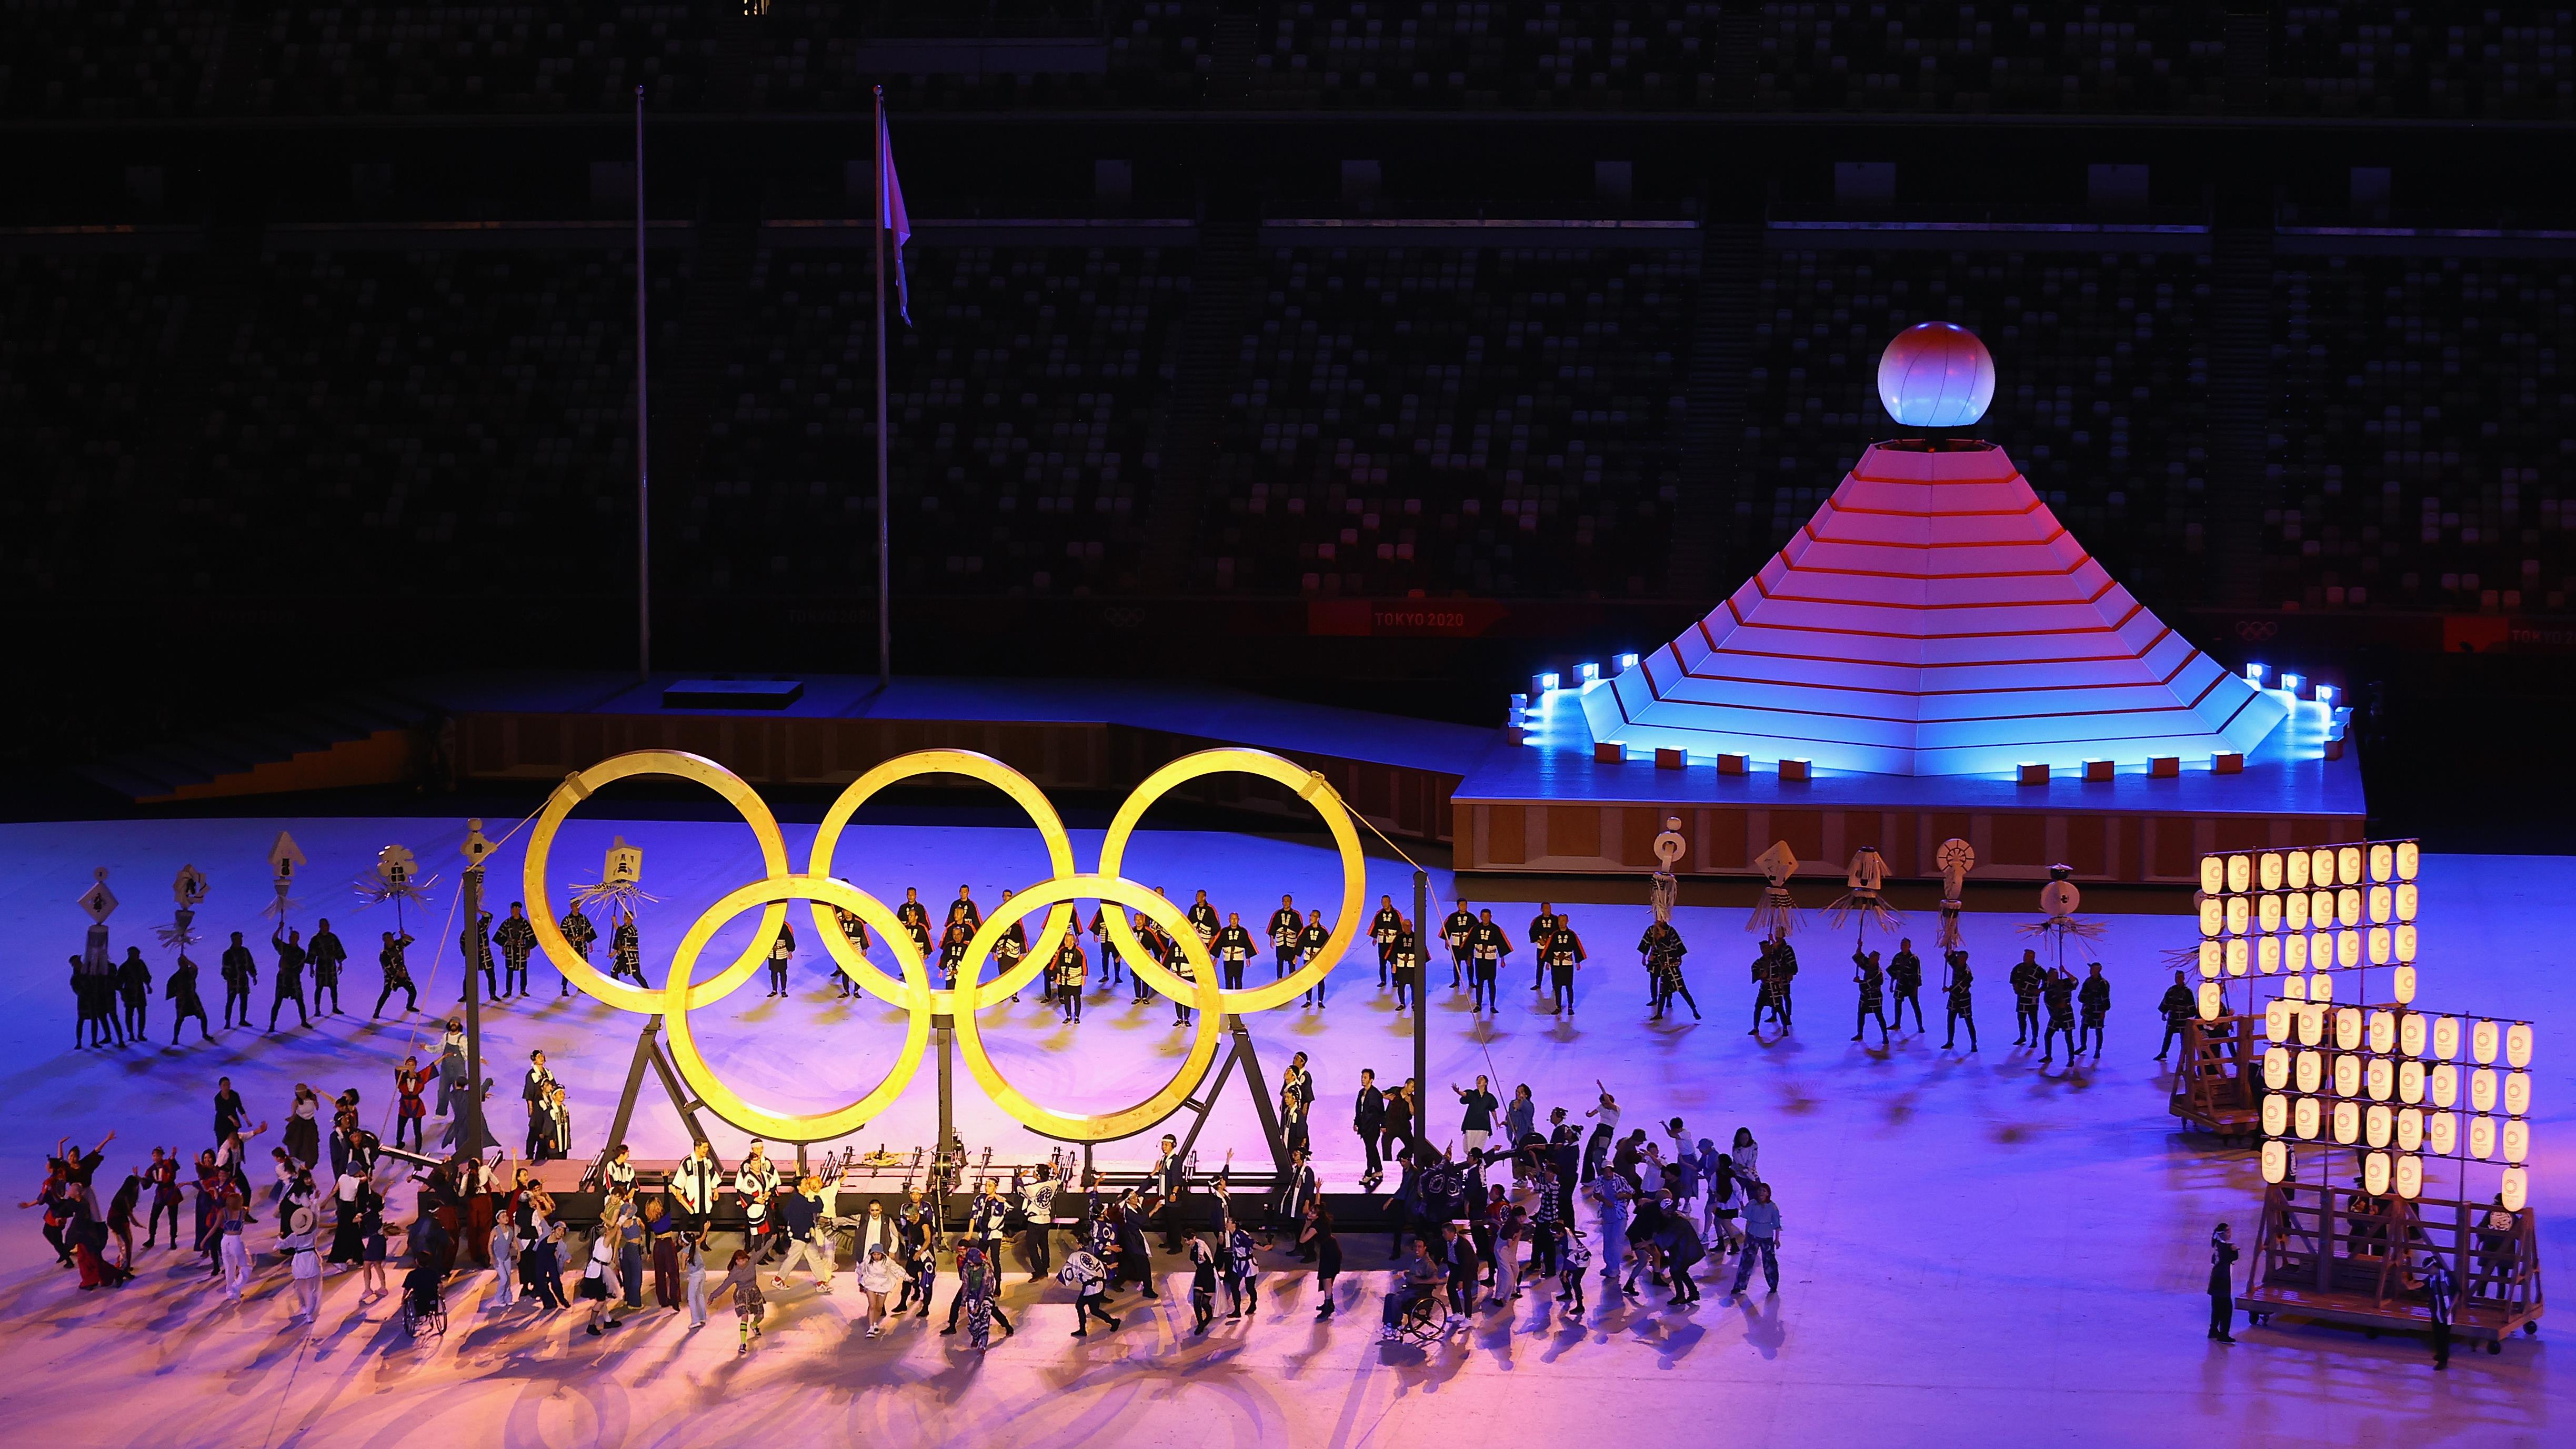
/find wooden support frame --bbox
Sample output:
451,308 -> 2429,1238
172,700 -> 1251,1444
2238,1181 -> 2545,1348
2168,1012 -> 2261,1140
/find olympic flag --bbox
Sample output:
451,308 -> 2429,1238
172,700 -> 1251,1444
879,107 -> 911,325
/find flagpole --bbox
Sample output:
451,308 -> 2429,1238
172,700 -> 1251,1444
634,83 -> 651,685
874,85 -> 892,691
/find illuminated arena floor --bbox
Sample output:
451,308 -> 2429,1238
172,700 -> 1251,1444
0,816 -> 2565,1447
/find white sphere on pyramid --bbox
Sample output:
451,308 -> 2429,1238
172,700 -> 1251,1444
1877,322 -> 1996,428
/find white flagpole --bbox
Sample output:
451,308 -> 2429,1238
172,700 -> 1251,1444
634,84 -> 651,684
875,86 -> 893,691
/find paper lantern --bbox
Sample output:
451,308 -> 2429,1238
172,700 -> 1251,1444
2333,1101 -> 2361,1144
2368,884 -> 2392,924
2367,926 -> 2391,965
2368,1010 -> 2397,1054
2262,1094 -> 2290,1137
2398,1060 -> 2426,1105
2261,1140 -> 2289,1183
2284,933 -> 2310,973
2395,1155 -> 2423,1199
2311,888 -> 2335,923
2198,898 -> 2224,937
2502,1120 -> 2529,1164
2296,1050 -> 2324,1094
2391,965 -> 2417,1004
2225,939 -> 2250,977
2287,850 -> 2312,890
2283,974 -> 2310,1003
2263,1046 -> 2291,1091
2334,1008 -> 2363,1052
2198,941 -> 2222,978
2473,1019 -> 2500,1065
2428,1112 -> 2457,1155
2394,924 -> 2418,963
2199,856 -> 2226,895
2366,1104 -> 2394,1148
2401,1013 -> 2428,1056
2505,1023 -> 2534,1070
1879,322 -> 1997,426
2432,1016 -> 2461,1060
2369,843 -> 2395,882
2469,1116 -> 2496,1159
2227,897 -> 2251,935
2336,931 -> 2362,969
2395,882 -> 2419,921
2338,846 -> 2363,887
2430,1063 -> 2459,1108
2285,892 -> 2311,932
2294,1097 -> 2322,1140
2197,982 -> 2223,1021
2264,999 -> 2294,1041
2504,1072 -> 2531,1117
2501,1166 -> 2528,1213
2228,854 -> 2253,894
2397,841 -> 2420,880
2257,937 -> 2281,975
2333,1055 -> 2362,1098
2258,894 -> 2283,932
2366,1058 -> 2393,1102
2471,1068 -> 2498,1113
2336,888 -> 2362,928
2298,1005 -> 2326,1047
2364,1151 -> 2391,1196
2310,848 -> 2336,887
2310,970 -> 2337,1003
2398,1107 -> 2424,1151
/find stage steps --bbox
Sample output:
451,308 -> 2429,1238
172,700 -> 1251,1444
75,685 -> 438,804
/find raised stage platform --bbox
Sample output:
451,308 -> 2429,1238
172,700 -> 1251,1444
1454,679 -> 2365,885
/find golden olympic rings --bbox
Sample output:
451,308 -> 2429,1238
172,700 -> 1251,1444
1098,748 -> 1367,1014
951,875 -> 1224,1142
805,748 -> 1079,1011
520,745 -> 1369,1144
522,750 -> 791,1015
662,874 -> 934,1143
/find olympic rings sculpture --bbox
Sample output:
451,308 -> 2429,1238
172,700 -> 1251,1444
523,746 -> 1369,1143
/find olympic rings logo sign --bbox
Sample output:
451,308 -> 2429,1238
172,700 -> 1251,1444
523,747 -> 1368,1145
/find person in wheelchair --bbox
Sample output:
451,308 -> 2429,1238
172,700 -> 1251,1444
400,1248 -> 446,1336
1378,1236 -> 1449,1343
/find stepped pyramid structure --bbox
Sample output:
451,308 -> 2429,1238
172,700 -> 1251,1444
1584,327 -> 2287,776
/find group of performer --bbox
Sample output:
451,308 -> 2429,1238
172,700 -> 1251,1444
25,1049 -> 1787,1359
1732,933 -> 2111,1066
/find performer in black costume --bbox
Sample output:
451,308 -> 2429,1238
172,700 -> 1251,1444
1297,910 -> 1331,1008
1526,902 -> 1563,992
2038,963 -> 2079,1064
1214,914 -> 1256,992
1850,946 -> 1890,1046
1185,891 -> 1220,948
1541,917 -> 1586,1016
1440,902 -> 1477,991
374,931 -> 417,1016
116,947 -> 151,1039
1391,917 -> 1421,1013
219,931 -> 257,1030
2076,963 -> 2111,1061
609,913 -> 647,987
459,911 -> 496,1000
1266,895 -> 1303,981
1886,937 -> 1924,1033
1369,896 -> 1403,988
307,920 -> 347,1015
2155,969 -> 2196,1062
2009,948 -> 2046,1045
1640,920 -> 1696,1021
895,888 -> 933,962
1467,908 -> 1509,1014
1940,947 -> 1978,1051
166,952 -> 211,1042
268,926 -> 310,1030
494,904 -> 537,999
559,898 -> 597,996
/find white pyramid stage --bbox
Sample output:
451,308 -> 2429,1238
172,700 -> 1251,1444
1583,436 -> 2287,776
